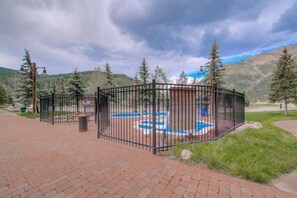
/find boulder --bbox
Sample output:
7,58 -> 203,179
181,149 -> 192,160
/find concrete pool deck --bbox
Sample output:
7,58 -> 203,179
0,109 -> 295,197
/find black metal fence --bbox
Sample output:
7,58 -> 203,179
97,80 -> 245,154
40,93 -> 96,124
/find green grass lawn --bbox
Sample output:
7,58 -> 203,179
172,110 -> 297,183
249,103 -> 279,107
19,111 -> 72,119
19,112 -> 40,118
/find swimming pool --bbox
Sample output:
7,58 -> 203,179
137,120 -> 212,134
112,112 -> 167,118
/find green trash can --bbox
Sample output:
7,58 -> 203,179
20,107 -> 26,113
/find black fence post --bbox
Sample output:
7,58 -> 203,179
233,89 -> 236,130
52,92 -> 55,125
214,84 -> 218,137
152,79 -> 157,155
97,87 -> 100,139
39,95 -> 41,122
243,92 -> 245,123
224,94 -> 227,120
95,92 -> 97,124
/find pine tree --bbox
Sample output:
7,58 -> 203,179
52,81 -> 57,94
205,40 -> 224,86
55,78 -> 66,110
192,77 -> 197,85
67,68 -> 85,95
176,71 -> 188,84
88,67 -> 104,93
60,78 -> 66,94
18,49 -> 33,106
152,65 -> 168,83
5,74 -> 20,104
269,47 -> 297,116
54,78 -> 64,95
38,81 -> 48,96
133,73 -> 139,85
132,73 -> 139,112
138,58 -> 150,111
0,83 -> 8,105
67,68 -> 85,112
139,58 -> 150,84
104,63 -> 113,88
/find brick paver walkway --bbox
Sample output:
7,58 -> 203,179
0,110 -> 296,198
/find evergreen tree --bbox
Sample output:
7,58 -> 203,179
0,83 -> 8,105
192,77 -> 198,85
205,40 -> 224,86
88,67 -> 104,93
52,81 -> 57,94
67,68 -> 85,112
245,94 -> 251,107
152,65 -> 168,83
134,73 -> 140,85
139,58 -> 150,84
132,73 -> 139,112
38,81 -> 49,96
67,68 -> 85,95
45,81 -> 51,94
104,63 -> 113,88
176,71 -> 188,84
138,58 -> 150,111
269,47 -> 297,116
18,49 -> 33,106
60,78 -> 66,94
5,74 -> 20,104
54,78 -> 66,95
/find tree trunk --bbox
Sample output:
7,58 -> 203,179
284,98 -> 288,117
76,97 -> 79,113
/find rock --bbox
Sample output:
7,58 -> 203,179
234,121 -> 263,132
181,149 -> 192,160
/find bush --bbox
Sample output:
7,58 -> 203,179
245,95 -> 250,107
0,83 -> 8,105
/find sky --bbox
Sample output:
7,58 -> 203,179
0,0 -> 297,79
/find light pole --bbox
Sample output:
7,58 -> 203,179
20,62 -> 46,119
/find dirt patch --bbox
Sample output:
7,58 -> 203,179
233,121 -> 262,133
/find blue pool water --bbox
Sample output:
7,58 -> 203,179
138,120 -> 212,134
112,112 -> 167,118
112,113 -> 141,118
140,121 -> 165,125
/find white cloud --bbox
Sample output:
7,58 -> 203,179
0,0 -> 296,80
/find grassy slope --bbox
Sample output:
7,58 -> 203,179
173,110 -> 297,183
221,44 -> 297,102
0,66 -> 17,84
222,61 -> 277,101
39,71 -> 134,90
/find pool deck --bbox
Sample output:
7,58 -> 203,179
0,109 -> 295,197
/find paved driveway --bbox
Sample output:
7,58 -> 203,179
0,110 -> 295,198
274,120 -> 297,137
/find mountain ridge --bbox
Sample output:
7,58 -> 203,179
1,44 -> 297,101
222,44 -> 297,101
